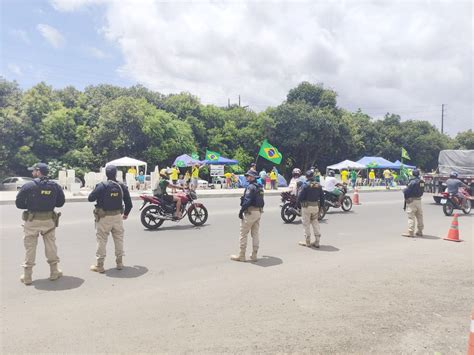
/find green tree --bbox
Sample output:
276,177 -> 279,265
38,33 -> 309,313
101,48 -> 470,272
454,129 -> 474,149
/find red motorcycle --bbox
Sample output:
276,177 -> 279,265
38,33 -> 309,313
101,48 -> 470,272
440,187 -> 472,216
139,190 -> 208,229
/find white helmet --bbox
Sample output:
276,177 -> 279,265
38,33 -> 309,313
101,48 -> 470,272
292,168 -> 301,176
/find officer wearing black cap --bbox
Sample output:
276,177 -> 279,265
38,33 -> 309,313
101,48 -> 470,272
231,169 -> 264,262
402,169 -> 424,238
297,169 -> 324,248
88,165 -> 132,273
15,162 -> 65,285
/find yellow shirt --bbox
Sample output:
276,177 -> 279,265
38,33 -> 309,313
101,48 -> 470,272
383,169 -> 391,178
270,171 -> 277,180
341,170 -> 348,182
128,167 -> 137,176
192,167 -> 199,178
170,168 -> 179,180
224,172 -> 232,179
369,171 -> 375,179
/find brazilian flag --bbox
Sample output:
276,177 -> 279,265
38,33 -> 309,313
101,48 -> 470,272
191,152 -> 200,160
258,139 -> 282,164
205,150 -> 220,161
401,147 -> 411,160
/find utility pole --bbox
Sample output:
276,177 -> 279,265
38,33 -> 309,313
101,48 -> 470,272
238,95 -> 241,107
441,104 -> 445,134
228,98 -> 230,108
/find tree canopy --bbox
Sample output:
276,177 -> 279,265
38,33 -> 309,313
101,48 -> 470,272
0,77 -> 466,178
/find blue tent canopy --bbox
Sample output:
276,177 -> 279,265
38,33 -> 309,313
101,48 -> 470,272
392,160 -> 416,169
203,156 -> 238,165
173,154 -> 202,167
356,156 -> 398,169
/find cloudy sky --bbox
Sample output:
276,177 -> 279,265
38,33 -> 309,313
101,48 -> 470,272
1,0 -> 472,135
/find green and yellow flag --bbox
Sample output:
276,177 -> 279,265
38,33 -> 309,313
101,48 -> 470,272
258,139 -> 282,164
191,152 -> 200,160
205,150 -> 220,161
401,147 -> 411,160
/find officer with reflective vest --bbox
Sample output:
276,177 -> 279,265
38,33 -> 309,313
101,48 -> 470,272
88,165 -> 132,273
297,169 -> 325,248
402,169 -> 424,237
231,170 -> 264,262
15,162 -> 65,285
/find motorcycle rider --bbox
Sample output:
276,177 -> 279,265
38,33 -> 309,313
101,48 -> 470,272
288,168 -> 303,195
154,169 -> 184,219
402,169 -> 424,238
297,170 -> 325,248
324,170 -> 344,206
446,172 -> 470,207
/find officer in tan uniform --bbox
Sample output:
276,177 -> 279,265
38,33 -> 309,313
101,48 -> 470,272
88,165 -> 132,273
15,163 -> 65,285
297,170 -> 325,248
402,169 -> 424,237
231,170 -> 264,262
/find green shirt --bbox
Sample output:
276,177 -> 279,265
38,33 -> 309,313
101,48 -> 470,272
158,180 -> 169,196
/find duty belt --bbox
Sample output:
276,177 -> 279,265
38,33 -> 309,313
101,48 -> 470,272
301,201 -> 319,207
248,206 -> 263,212
96,208 -> 122,216
26,211 -> 55,220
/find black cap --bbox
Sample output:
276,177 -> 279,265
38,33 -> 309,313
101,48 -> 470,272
28,162 -> 49,175
412,169 -> 420,177
305,170 -> 314,178
106,165 -> 117,179
244,170 -> 259,178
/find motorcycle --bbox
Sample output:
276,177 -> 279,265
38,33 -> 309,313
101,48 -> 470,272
139,190 -> 208,229
323,184 -> 353,212
440,187 -> 472,216
280,191 -> 326,223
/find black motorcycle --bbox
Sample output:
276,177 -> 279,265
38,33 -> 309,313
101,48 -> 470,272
280,191 -> 326,223
323,184 -> 353,212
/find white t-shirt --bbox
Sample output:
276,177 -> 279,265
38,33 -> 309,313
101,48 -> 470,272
324,176 -> 337,192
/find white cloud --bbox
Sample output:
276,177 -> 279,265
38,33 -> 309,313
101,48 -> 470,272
85,46 -> 108,59
37,24 -> 65,48
51,0 -> 473,134
9,29 -> 30,44
8,64 -> 23,76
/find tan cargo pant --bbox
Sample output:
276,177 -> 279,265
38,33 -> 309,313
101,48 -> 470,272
302,205 -> 321,243
95,214 -> 124,263
22,219 -> 59,268
239,207 -> 262,252
406,198 -> 423,234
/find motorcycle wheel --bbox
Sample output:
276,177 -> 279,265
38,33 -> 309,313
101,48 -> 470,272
281,202 -> 297,223
188,205 -> 208,226
141,205 -> 165,229
443,201 -> 454,216
341,196 -> 353,211
462,199 -> 471,214
318,205 -> 326,220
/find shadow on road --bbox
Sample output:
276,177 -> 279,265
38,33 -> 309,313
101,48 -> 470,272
105,265 -> 148,278
317,245 -> 340,252
250,255 -> 283,267
326,210 -> 355,215
417,234 -> 441,240
33,276 -> 85,291
144,224 -> 208,232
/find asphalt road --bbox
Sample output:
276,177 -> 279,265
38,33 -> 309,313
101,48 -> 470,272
0,192 -> 472,353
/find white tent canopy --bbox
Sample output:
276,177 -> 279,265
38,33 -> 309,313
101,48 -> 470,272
326,159 -> 366,171
105,156 -> 148,175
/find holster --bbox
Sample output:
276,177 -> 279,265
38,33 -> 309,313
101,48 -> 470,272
93,208 -> 106,222
53,212 -> 61,227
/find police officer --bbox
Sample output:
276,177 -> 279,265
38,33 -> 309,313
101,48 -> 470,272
402,169 -> 424,237
88,165 -> 132,273
15,163 -> 65,285
231,170 -> 264,262
297,169 -> 325,248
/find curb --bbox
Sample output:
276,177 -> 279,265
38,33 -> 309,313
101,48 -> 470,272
0,188 -> 405,206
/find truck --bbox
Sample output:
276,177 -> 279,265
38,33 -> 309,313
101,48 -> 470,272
423,150 -> 474,204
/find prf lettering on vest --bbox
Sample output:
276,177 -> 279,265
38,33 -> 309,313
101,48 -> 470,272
41,190 -> 52,195
110,192 -> 119,197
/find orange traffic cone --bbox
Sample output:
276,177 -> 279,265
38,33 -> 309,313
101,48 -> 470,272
468,308 -> 474,355
353,188 -> 361,205
444,213 -> 462,242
